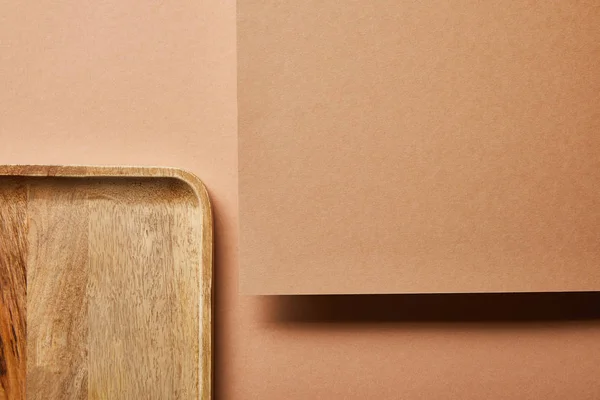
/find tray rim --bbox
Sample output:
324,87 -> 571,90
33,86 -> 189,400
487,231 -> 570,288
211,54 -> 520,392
0,164 -> 214,400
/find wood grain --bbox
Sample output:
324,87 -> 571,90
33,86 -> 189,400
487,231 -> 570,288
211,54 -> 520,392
0,180 -> 27,400
0,166 -> 213,399
87,179 -> 202,399
26,180 -> 88,399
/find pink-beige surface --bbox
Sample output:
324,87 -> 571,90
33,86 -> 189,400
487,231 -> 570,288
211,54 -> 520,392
1,1 -> 599,398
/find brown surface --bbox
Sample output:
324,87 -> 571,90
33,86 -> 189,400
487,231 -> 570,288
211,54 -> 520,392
0,166 -> 212,399
239,0 -> 600,294
1,1 -> 600,399
26,178 -> 88,399
0,181 -> 27,400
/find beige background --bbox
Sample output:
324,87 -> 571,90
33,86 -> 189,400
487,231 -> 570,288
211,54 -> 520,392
239,0 -> 600,294
2,1 -> 600,398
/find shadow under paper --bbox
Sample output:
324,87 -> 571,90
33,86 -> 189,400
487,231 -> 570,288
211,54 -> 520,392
261,292 -> 600,324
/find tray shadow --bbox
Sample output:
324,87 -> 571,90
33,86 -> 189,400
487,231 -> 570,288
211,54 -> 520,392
262,292 -> 600,323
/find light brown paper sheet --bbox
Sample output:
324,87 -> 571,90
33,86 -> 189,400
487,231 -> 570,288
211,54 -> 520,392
239,0 -> 600,294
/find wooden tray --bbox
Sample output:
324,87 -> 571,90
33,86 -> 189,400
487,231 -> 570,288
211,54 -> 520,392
0,166 -> 213,399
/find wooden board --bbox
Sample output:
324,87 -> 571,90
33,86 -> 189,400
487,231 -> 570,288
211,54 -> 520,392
0,166 -> 213,399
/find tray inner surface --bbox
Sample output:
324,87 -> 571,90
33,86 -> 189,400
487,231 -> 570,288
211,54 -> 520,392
0,176 -> 206,399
